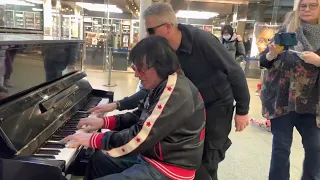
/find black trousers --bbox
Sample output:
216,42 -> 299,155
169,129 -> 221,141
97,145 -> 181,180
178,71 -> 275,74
4,49 -> 17,80
84,150 -> 170,180
200,103 -> 234,180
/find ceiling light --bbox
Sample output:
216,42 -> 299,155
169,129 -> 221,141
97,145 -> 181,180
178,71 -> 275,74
238,18 -> 255,22
32,8 -> 43,11
176,10 -> 218,19
0,0 -> 35,6
25,0 -> 42,4
75,2 -> 123,13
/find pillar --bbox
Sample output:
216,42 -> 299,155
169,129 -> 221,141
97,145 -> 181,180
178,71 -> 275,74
236,21 -> 246,38
271,0 -> 281,24
254,3 -> 266,22
139,0 -> 152,40
73,6 -> 81,39
43,0 -> 52,35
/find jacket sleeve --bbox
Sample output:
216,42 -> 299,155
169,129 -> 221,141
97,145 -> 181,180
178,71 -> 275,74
117,88 -> 148,110
236,40 -> 246,57
89,75 -> 195,157
199,31 -> 250,115
259,47 -> 275,69
101,109 -> 142,131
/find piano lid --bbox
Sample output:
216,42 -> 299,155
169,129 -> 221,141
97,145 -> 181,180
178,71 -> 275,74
0,34 -> 83,45
0,71 -> 92,157
0,40 -> 83,105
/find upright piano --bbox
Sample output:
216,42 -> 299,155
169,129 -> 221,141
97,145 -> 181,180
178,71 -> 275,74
0,71 -> 114,180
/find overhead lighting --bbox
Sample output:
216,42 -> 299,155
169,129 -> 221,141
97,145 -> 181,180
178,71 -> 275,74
238,18 -> 255,22
0,0 -> 35,6
176,10 -> 218,19
25,0 -> 42,4
32,8 -> 43,11
75,2 -> 123,13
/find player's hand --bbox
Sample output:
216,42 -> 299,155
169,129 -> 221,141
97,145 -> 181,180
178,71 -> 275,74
88,103 -> 117,115
234,114 -> 249,132
77,117 -> 104,132
62,132 -> 92,148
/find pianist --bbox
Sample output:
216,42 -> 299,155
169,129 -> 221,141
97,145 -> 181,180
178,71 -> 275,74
63,36 -> 206,180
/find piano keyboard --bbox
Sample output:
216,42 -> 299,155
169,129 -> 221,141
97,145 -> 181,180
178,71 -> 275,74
32,97 -> 109,168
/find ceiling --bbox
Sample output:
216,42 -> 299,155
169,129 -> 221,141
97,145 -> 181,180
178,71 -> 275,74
61,0 -> 294,22
171,0 -> 234,16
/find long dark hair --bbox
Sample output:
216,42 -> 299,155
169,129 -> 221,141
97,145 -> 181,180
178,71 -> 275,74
129,36 -> 181,79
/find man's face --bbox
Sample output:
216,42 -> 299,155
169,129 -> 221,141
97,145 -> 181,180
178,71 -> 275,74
132,57 -> 162,90
145,16 -> 171,39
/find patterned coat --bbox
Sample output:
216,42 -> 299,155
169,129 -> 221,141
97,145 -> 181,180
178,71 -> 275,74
260,49 -> 319,120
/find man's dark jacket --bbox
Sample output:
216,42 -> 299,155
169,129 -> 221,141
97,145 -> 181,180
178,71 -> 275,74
117,24 -> 250,145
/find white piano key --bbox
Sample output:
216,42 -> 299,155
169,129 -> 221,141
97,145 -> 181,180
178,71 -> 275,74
53,146 -> 78,168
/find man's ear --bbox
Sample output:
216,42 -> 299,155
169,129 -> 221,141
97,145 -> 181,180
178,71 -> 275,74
167,23 -> 174,34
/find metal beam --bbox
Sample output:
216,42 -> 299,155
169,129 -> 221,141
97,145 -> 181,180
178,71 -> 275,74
188,0 -> 248,5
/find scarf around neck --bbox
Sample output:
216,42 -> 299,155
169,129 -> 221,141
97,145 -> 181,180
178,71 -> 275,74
294,21 -> 320,52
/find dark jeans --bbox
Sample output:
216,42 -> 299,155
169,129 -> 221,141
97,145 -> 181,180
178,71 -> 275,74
201,104 -> 234,180
84,150 -> 170,180
269,112 -> 320,180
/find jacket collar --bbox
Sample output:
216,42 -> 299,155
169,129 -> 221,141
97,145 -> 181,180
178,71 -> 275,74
177,24 -> 193,54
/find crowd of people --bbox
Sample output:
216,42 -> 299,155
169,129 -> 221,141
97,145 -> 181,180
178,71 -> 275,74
0,0 -> 313,179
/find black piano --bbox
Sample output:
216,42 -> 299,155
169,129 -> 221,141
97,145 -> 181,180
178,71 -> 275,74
0,71 -> 114,180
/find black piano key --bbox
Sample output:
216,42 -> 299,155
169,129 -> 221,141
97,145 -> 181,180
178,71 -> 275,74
73,114 -> 89,118
61,127 -> 77,131
91,97 -> 102,101
65,121 -> 79,125
32,154 -> 56,159
56,132 -> 75,136
42,143 -> 65,149
68,118 -> 81,122
59,129 -> 76,133
89,98 -> 102,103
50,136 -> 64,141
79,107 -> 90,111
37,149 -> 60,155
52,135 -> 65,138
72,114 -> 86,118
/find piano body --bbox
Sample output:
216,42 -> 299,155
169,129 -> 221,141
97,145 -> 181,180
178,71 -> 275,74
0,34 -> 114,179
0,71 -> 114,180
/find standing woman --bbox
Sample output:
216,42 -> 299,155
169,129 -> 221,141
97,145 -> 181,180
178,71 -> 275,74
260,0 -> 320,179
221,25 -> 246,63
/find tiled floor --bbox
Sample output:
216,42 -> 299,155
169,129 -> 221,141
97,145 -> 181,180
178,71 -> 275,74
74,70 -> 304,180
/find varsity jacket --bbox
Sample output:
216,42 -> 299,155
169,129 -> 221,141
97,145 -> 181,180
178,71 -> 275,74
89,72 -> 206,180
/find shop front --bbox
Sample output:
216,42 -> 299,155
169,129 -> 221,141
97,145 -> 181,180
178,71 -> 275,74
0,0 -> 295,75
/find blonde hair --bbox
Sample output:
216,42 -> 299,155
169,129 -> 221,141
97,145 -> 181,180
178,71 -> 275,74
286,0 -> 320,32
